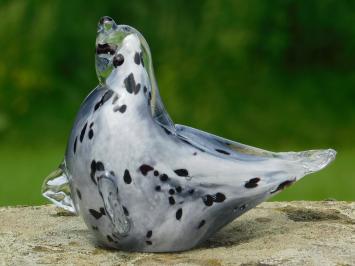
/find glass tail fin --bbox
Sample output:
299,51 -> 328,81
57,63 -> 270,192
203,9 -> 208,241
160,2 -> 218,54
41,162 -> 77,214
283,148 -> 337,176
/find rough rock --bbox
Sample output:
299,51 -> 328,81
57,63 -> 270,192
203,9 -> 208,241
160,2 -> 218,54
0,201 -> 354,265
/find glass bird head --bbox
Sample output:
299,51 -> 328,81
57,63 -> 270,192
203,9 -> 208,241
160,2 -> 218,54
95,16 -> 173,128
95,17 -> 149,83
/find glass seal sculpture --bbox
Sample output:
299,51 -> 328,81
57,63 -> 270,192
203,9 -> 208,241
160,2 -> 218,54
42,17 -> 336,252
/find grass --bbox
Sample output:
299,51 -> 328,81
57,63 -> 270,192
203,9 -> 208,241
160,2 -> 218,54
0,144 -> 64,206
0,143 -> 353,206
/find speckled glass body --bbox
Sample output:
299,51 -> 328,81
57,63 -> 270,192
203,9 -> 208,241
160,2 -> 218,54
42,17 -> 336,252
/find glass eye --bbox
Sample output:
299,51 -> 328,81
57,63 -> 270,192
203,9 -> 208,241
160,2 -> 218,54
113,54 -> 124,67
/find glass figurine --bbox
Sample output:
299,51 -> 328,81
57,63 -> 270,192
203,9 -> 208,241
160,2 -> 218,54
42,17 -> 336,252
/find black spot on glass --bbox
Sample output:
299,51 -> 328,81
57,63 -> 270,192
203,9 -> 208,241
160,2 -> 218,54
88,129 -> 94,139
147,91 -> 152,106
176,208 -> 183,220
174,169 -> 189,177
118,104 -> 127,113
94,101 -> 102,111
143,86 -> 147,93
134,83 -> 141,94
251,177 -> 261,183
134,52 -> 140,65
96,43 -> 117,55
245,177 -> 260,189
124,73 -> 136,94
155,185 -> 161,191
139,164 -> 154,176
99,207 -> 106,215
94,90 -> 114,112
203,195 -> 214,206
113,104 -> 127,113
189,189 -> 195,194
102,90 -> 114,104
123,169 -> 132,184
215,149 -> 230,155
89,209 -> 104,219
146,240 -> 152,245
214,192 -> 226,203
96,161 -> 105,171
122,206 -> 129,216
198,220 -> 205,229
169,196 -> 175,205
153,170 -> 159,176
175,186 -> 182,193
113,104 -> 127,114
90,160 -> 96,172
90,160 -> 97,185
107,235 -> 114,242
169,189 -> 175,195
76,189 -> 82,200
193,152 -> 197,156
89,122 -> 94,128
112,94 -> 119,105
160,174 -> 169,182
80,122 -> 87,142
140,52 -> 144,66
146,230 -> 152,238
113,54 -> 124,67
73,137 -> 77,154
271,179 -> 295,194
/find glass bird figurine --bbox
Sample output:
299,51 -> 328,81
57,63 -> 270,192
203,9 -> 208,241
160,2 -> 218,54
42,17 -> 336,252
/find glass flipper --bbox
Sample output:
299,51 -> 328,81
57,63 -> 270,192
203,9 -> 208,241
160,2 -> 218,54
41,162 -> 76,214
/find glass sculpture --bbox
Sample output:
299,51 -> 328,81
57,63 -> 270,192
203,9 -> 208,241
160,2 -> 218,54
42,17 -> 336,252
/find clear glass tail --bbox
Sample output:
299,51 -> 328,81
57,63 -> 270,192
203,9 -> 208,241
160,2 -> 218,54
41,162 -> 77,214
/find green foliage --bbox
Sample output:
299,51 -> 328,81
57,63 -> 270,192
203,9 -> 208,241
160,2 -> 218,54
0,0 -> 354,205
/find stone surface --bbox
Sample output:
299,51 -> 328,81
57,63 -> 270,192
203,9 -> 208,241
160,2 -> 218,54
0,201 -> 354,266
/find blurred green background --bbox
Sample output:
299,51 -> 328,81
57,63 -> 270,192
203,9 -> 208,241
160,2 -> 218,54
0,0 -> 354,206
